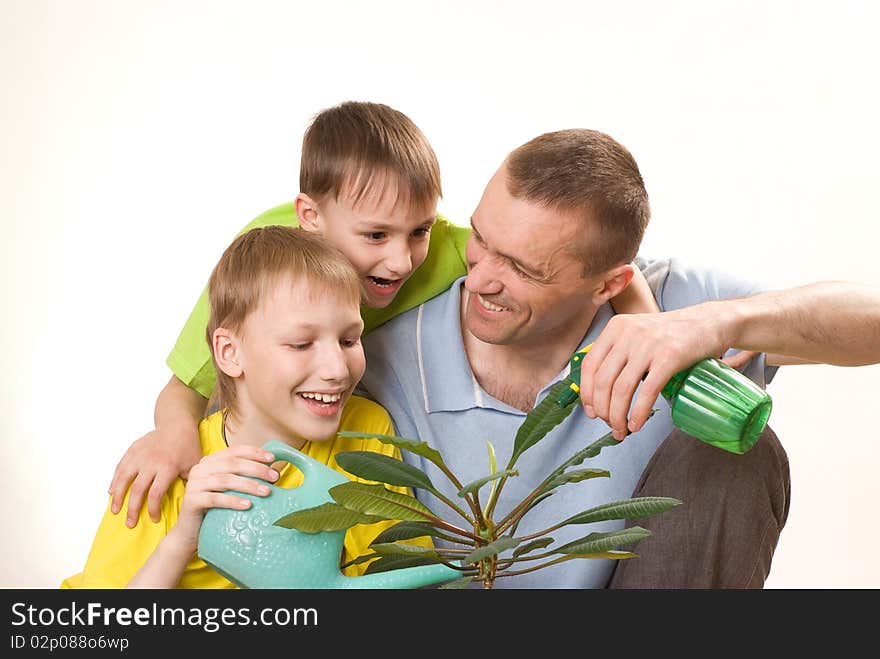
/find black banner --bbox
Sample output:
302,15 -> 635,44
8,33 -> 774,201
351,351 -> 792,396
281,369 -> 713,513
0,588 -> 870,653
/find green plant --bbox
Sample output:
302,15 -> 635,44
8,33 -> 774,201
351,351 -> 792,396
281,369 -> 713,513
275,380 -> 681,589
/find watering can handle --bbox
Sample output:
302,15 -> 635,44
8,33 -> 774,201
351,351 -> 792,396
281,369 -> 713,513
251,439 -> 459,588
260,438 -> 351,495
264,440 -> 315,476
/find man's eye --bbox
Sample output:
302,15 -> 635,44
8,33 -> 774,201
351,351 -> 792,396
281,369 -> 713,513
511,263 -> 533,280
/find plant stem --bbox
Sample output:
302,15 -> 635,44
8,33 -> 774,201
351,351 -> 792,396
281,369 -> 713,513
422,514 -> 484,543
482,473 -> 507,521
493,484 -> 549,536
426,487 -> 475,526
433,462 -> 486,527
491,554 -> 581,578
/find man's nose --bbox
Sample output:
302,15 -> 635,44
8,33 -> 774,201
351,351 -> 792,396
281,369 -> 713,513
465,253 -> 503,295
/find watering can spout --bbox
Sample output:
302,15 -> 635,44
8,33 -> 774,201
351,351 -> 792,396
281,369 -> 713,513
198,439 -> 457,589
332,563 -> 460,589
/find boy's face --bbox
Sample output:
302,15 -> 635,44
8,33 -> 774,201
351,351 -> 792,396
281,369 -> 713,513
233,276 -> 366,446
307,182 -> 438,309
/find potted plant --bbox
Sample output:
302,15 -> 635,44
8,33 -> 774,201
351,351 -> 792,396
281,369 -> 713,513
275,375 -> 682,589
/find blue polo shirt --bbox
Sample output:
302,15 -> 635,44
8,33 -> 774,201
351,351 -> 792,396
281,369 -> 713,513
360,257 -> 777,588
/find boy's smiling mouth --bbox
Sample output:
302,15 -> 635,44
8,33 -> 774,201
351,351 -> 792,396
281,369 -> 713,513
300,391 -> 342,403
298,390 -> 346,417
365,275 -> 404,300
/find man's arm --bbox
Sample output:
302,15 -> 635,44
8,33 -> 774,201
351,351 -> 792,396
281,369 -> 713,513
109,375 -> 207,527
578,281 -> 880,440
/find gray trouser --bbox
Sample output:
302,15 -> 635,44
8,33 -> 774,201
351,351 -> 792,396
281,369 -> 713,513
606,425 -> 790,589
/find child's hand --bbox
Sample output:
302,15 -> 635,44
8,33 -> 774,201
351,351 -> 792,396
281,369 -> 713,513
170,445 -> 280,554
108,424 -> 203,528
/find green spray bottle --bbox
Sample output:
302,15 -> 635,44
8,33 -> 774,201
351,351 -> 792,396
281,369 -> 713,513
557,344 -> 773,454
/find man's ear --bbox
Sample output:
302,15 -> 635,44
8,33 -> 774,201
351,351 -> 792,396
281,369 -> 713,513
294,193 -> 321,232
590,263 -> 635,306
213,328 -> 243,378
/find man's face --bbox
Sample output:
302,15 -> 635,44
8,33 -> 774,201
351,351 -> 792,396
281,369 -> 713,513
234,276 -> 366,446
464,165 -> 601,348
314,179 -> 437,309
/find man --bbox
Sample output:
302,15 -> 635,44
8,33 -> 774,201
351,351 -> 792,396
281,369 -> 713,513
359,128 -> 880,588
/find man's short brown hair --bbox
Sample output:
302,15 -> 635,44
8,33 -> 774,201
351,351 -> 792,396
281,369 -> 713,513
300,101 -> 442,212
505,128 -> 650,276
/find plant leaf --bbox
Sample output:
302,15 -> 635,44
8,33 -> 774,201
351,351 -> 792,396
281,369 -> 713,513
485,440 -> 499,511
463,536 -> 521,563
555,526 -> 652,555
363,553 -> 445,575
334,450 -> 435,490
512,537 -> 555,558
486,440 -> 497,474
371,521 -> 449,544
563,550 -> 638,561
273,502 -> 385,533
368,542 -> 444,558
457,469 -> 519,497
543,468 -> 610,492
329,481 -> 436,522
508,381 -> 578,468
340,552 -> 381,568
337,431 -> 446,470
546,431 -> 622,482
439,576 -> 477,589
558,497 -> 683,526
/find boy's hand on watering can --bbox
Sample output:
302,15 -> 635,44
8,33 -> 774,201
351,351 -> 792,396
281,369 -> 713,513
578,304 -> 729,440
172,445 -> 281,553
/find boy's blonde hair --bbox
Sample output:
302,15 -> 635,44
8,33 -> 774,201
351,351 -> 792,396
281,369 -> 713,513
300,101 -> 442,211
206,225 -> 362,414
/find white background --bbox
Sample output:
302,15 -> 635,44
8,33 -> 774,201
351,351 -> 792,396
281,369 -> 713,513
3,0 -> 878,589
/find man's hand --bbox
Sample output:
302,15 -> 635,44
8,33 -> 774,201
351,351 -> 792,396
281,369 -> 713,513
109,424 -> 203,527
578,302 -> 730,440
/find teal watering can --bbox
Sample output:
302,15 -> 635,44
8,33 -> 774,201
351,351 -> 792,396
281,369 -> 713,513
198,439 -> 458,589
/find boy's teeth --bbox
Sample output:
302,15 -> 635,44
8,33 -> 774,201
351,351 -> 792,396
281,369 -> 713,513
301,392 -> 341,403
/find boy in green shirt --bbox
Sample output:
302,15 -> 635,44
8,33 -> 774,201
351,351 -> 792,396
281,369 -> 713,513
109,100 -> 661,527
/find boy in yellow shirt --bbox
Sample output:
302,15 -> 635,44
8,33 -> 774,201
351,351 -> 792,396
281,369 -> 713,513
108,101 -> 662,528
62,227 -> 428,588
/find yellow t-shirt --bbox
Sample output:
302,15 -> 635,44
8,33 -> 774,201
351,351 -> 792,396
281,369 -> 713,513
62,396 -> 419,589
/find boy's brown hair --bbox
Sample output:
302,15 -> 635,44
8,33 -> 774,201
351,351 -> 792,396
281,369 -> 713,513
205,225 -> 362,414
505,128 -> 650,277
300,101 -> 442,211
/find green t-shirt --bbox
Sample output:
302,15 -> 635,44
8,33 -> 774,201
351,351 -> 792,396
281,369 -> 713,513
166,202 -> 470,398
